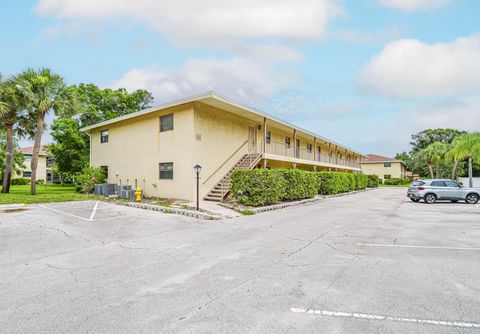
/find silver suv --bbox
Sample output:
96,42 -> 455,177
407,179 -> 480,204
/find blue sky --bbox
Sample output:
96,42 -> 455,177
1,0 -> 479,155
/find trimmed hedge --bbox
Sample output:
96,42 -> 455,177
11,178 -> 30,185
231,169 -> 369,206
367,174 -> 380,188
384,177 -> 410,186
230,169 -> 286,206
354,174 -> 369,190
317,171 -> 353,195
278,169 -> 319,200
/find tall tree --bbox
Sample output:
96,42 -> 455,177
417,142 -> 448,178
0,130 -> 25,183
448,132 -> 480,187
410,129 -> 466,154
15,68 -> 79,195
0,75 -> 30,192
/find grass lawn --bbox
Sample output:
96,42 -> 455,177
0,184 -> 100,205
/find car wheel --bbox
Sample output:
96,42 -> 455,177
465,193 -> 479,204
410,198 -> 420,202
424,193 -> 437,204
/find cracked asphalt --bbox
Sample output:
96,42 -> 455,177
1,187 -> 479,333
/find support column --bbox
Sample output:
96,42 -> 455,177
293,129 -> 297,158
263,117 -> 267,168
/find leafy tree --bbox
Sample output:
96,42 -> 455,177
15,68 -> 79,195
0,75 -> 31,192
75,83 -> 153,128
410,129 -> 466,154
48,118 -> 89,176
416,142 -> 448,178
448,132 -> 480,187
0,130 -> 25,183
394,151 -> 413,170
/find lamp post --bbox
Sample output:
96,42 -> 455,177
193,164 -> 202,211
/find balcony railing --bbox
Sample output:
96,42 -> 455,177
260,140 -> 361,169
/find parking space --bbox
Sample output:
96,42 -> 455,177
1,188 -> 479,333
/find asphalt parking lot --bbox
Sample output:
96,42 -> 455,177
1,187 -> 479,333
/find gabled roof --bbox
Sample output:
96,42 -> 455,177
19,145 -> 48,156
362,154 -> 405,166
80,91 -> 364,156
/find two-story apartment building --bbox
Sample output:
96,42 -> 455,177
360,154 -> 408,182
17,146 -> 56,183
81,92 -> 364,201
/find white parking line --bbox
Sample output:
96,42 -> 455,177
88,201 -> 99,221
38,204 -> 90,221
357,243 -> 480,251
290,307 -> 480,329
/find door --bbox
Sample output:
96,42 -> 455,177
296,139 -> 300,158
430,180 -> 447,199
445,180 -> 464,199
248,126 -> 256,151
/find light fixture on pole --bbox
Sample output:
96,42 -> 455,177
193,164 -> 202,210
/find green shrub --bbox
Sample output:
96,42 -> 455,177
367,174 -> 380,187
277,169 -> 319,200
36,179 -> 45,185
240,209 -> 255,215
317,172 -> 351,195
76,166 -> 106,194
354,174 -> 369,190
230,169 -> 286,206
11,178 -> 30,185
384,177 -> 410,186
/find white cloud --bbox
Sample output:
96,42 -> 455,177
378,0 -> 450,12
359,34 -> 480,99
406,95 -> 480,131
110,57 -> 295,103
36,0 -> 341,45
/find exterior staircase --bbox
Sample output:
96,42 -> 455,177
204,152 -> 262,202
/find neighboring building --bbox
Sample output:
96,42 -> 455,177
360,154 -> 407,182
81,92 -> 364,201
17,146 -> 56,183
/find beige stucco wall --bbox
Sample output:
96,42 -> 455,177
90,103 -> 195,200
193,102 -> 256,199
361,162 -> 406,181
15,155 -> 49,181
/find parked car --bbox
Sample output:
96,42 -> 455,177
407,179 -> 480,204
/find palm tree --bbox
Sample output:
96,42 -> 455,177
448,132 -> 480,187
417,142 -> 448,178
15,68 -> 79,195
0,76 -> 27,193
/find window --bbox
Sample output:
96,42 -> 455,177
160,114 -> 174,132
46,157 -> 54,168
384,175 -> 391,179
446,181 -> 461,188
159,162 -> 173,179
23,171 -> 32,178
266,131 -> 271,144
412,181 -> 425,187
285,137 -> 291,148
307,143 -> 312,153
100,166 -> 108,179
24,154 -> 32,159
431,181 -> 447,187
101,130 -> 109,143
384,162 -> 392,167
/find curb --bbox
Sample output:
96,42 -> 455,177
123,202 -> 221,220
251,188 -> 375,214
